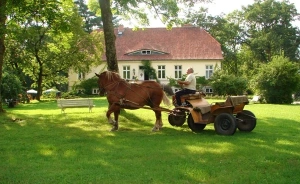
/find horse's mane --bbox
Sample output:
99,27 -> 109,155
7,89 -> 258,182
104,71 -> 130,85
105,71 -> 121,81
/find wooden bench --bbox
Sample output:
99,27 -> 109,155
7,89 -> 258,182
57,98 -> 95,113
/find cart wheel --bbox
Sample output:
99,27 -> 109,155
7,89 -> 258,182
214,113 -> 236,135
236,110 -> 256,132
187,114 -> 206,132
168,110 -> 186,126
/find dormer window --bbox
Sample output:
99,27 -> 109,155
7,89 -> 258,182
141,50 -> 151,55
126,49 -> 168,56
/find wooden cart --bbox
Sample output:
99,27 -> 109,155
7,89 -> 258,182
168,92 -> 256,135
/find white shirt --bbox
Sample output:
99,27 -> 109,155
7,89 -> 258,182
185,73 -> 196,90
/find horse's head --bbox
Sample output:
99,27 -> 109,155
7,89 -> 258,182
95,72 -> 106,95
95,71 -> 122,95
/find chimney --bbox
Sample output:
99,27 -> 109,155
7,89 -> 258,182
118,25 -> 124,35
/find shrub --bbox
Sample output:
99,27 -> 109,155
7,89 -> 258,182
252,56 -> 300,104
210,71 -> 248,96
1,72 -> 23,107
76,77 -> 98,95
61,91 -> 80,99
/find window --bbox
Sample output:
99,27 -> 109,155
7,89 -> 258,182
158,65 -> 166,79
205,88 -> 213,93
205,65 -> 213,79
78,73 -> 85,80
127,50 -> 166,56
141,50 -> 151,55
123,66 -> 130,79
92,88 -> 99,94
174,65 -> 182,79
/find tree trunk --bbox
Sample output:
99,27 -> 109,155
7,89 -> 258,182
99,0 -> 119,72
36,67 -> 43,101
35,55 -> 43,101
0,0 -> 7,113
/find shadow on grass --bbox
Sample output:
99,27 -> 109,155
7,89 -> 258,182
4,97 -> 109,112
1,104 -> 300,183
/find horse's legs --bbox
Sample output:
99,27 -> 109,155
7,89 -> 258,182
107,104 -> 114,124
106,103 -> 120,131
111,109 -> 120,131
158,117 -> 163,129
152,110 -> 163,132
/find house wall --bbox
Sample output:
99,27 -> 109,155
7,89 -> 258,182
68,59 -> 221,91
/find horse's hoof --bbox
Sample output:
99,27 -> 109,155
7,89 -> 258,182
108,119 -> 115,125
110,126 -> 118,131
152,127 -> 159,132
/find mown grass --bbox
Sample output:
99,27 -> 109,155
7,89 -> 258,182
0,97 -> 299,184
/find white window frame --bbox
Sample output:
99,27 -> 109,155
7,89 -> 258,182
174,65 -> 182,79
123,66 -> 130,79
92,88 -> 99,94
205,65 -> 213,79
78,73 -> 85,80
205,88 -> 213,93
141,50 -> 151,55
158,65 -> 166,79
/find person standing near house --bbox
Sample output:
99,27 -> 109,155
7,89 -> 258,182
175,67 -> 196,106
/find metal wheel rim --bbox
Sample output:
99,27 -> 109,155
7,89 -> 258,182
220,119 -> 231,130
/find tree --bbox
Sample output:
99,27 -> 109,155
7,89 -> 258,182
243,0 -> 300,62
252,55 -> 300,104
238,45 -> 261,81
5,0 -> 104,100
4,38 -> 34,90
185,10 -> 246,76
0,0 -> 21,112
74,0 -> 103,33
0,0 -> 7,112
99,0 -> 118,72
0,0 -> 104,111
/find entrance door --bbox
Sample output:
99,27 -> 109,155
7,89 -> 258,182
138,69 -> 144,81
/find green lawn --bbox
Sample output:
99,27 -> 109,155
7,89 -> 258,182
0,97 -> 299,184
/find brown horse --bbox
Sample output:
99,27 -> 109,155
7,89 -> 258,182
95,71 -> 171,131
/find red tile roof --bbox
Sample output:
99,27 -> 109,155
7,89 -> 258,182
99,26 -> 223,61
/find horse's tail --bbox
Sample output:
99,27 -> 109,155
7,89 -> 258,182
162,92 -> 171,107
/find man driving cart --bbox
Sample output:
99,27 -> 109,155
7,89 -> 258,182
174,67 -> 196,106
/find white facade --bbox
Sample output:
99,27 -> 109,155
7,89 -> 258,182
68,59 -> 221,92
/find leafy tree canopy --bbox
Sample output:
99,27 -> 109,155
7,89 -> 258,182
243,0 -> 300,62
4,0 -> 104,100
89,0 -> 212,28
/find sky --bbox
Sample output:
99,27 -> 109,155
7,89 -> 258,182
121,0 -> 300,28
